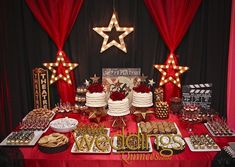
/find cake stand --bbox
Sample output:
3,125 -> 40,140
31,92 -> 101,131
108,111 -> 130,129
132,103 -> 154,122
86,103 -> 107,123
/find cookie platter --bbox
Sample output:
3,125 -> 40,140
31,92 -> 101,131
38,133 -> 69,153
138,121 -> 182,136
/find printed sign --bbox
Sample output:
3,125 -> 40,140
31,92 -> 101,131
102,68 -> 141,103
182,83 -> 212,109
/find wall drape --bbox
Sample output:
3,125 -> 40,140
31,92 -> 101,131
25,0 -> 84,104
0,0 -> 231,140
144,0 -> 201,101
227,0 -> 235,131
0,0 -> 13,140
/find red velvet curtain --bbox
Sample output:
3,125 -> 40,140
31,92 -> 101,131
25,0 -> 83,104
144,0 -> 201,101
227,0 -> 235,131
0,67 -> 13,139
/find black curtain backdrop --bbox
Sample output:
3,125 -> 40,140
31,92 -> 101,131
0,0 -> 231,138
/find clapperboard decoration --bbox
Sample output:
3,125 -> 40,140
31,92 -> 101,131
182,83 -> 212,109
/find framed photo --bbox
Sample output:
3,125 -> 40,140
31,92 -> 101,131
102,68 -> 141,103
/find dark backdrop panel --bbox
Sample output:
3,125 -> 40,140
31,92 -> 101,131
0,0 -> 231,138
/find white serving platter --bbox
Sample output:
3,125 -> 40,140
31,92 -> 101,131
112,136 -> 153,154
204,123 -> 235,137
137,122 -> 182,136
0,131 -> 44,146
184,137 -> 221,152
71,128 -> 111,154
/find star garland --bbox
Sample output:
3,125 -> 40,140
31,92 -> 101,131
43,51 -> 78,85
93,13 -> 134,53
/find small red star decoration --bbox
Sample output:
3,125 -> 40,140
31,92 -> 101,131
154,54 -> 189,88
43,51 -> 78,85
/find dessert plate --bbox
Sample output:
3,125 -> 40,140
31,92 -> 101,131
204,123 -> 235,137
185,137 -> 221,152
0,131 -> 44,146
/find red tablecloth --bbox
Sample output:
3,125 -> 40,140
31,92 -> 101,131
19,113 -> 235,167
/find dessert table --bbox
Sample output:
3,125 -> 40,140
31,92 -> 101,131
16,113 -> 235,167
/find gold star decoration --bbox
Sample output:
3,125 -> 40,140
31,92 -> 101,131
88,110 -> 101,123
112,116 -> 126,128
154,54 -> 189,88
148,79 -> 155,87
90,74 -> 100,83
93,13 -> 134,53
88,108 -> 106,123
43,51 -> 78,85
114,80 -> 122,88
133,109 -> 154,121
84,79 -> 90,86
137,74 -> 148,83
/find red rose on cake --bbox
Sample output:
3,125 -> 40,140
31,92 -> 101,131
133,84 -> 151,93
107,81 -> 130,116
110,91 -> 126,101
132,83 -> 153,107
86,83 -> 106,107
87,83 -> 104,93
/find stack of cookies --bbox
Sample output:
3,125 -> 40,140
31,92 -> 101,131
139,121 -> 177,134
38,133 -> 69,153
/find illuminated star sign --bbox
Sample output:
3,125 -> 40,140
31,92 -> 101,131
43,51 -> 78,85
93,13 -> 134,53
154,54 -> 189,88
